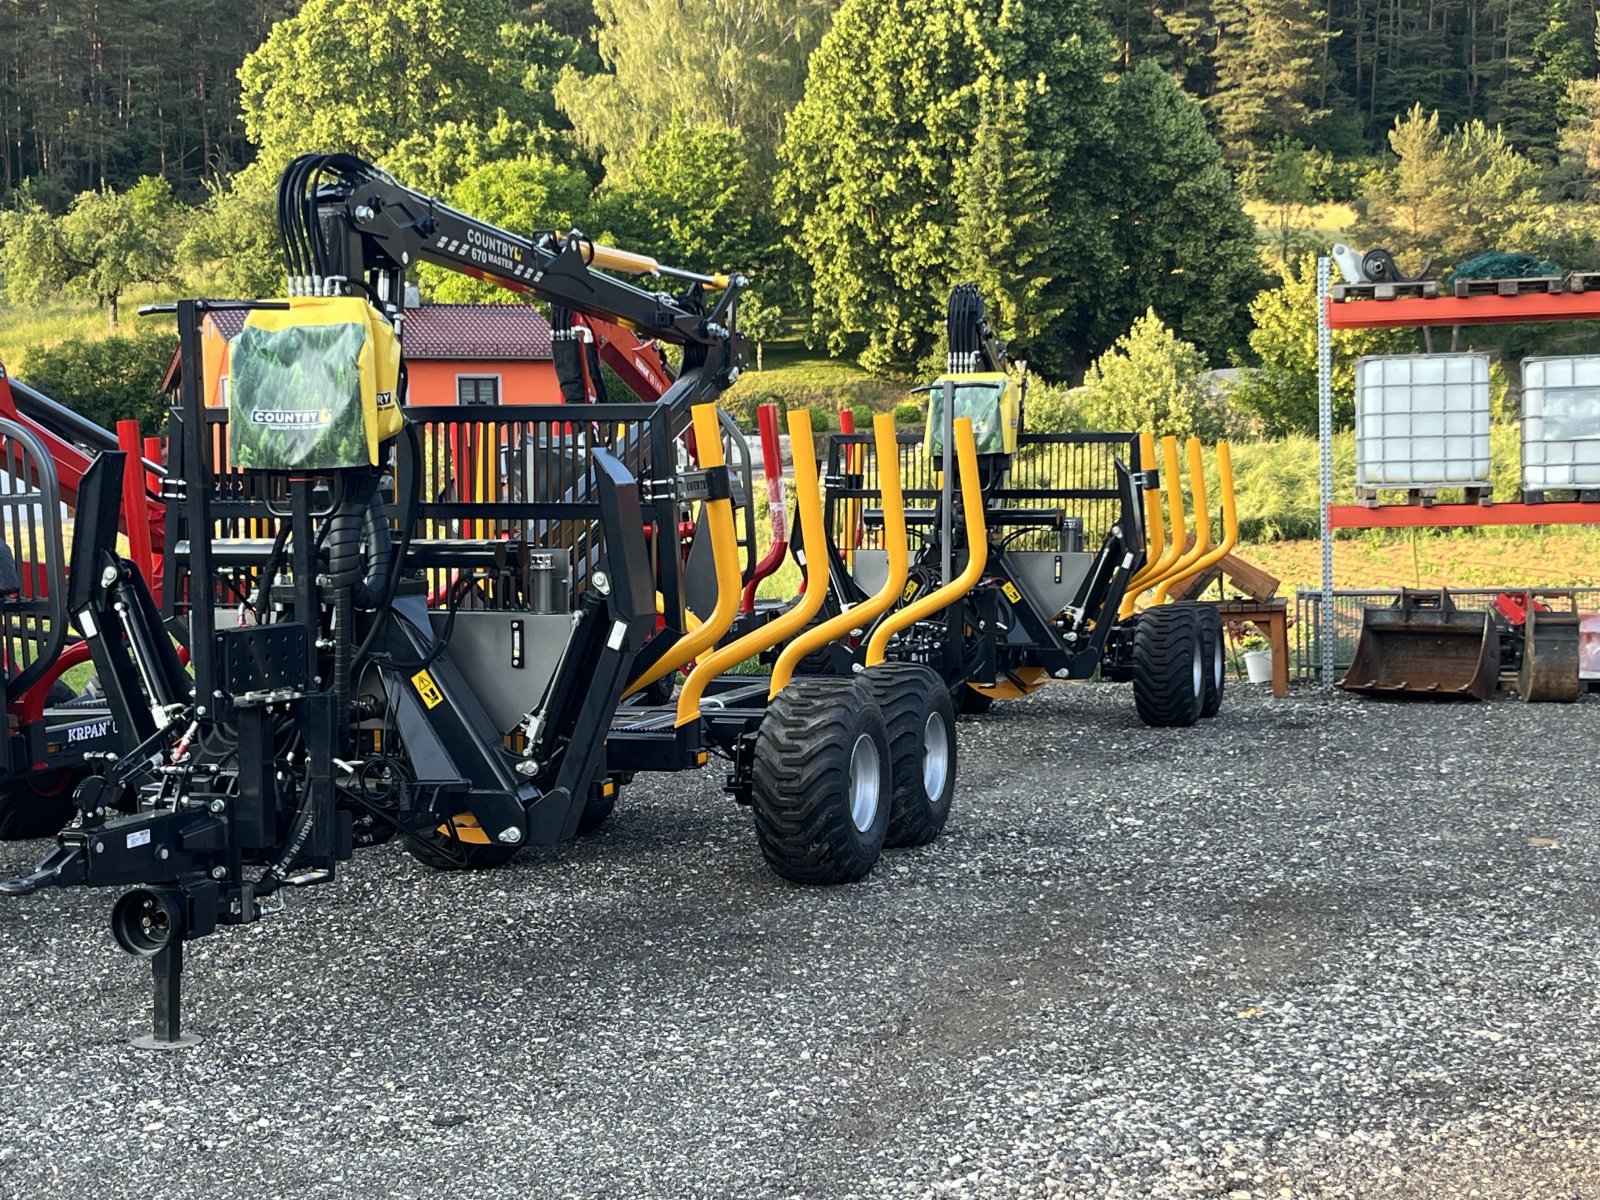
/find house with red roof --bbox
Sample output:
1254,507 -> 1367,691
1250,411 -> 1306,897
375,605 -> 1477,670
166,303 -> 560,408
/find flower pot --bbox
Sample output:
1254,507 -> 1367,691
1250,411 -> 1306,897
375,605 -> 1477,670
1244,648 -> 1273,684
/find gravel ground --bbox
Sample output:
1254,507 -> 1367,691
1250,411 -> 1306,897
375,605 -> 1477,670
1,684 -> 1598,1200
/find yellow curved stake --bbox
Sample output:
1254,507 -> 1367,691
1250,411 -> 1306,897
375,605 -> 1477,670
1120,435 -> 1187,618
1155,440 -> 1237,602
771,413 -> 908,696
1148,437 -> 1211,596
866,418 -> 988,666
625,403 -> 740,697
676,409 -> 830,726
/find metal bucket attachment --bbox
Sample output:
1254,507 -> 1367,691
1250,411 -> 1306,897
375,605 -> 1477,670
1340,589 -> 1500,701
1519,604 -> 1581,703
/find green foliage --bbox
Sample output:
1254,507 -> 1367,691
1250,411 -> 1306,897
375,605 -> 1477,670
893,400 -> 923,426
1077,309 -> 1226,439
417,156 -> 596,303
177,165 -> 284,299
3,177 -> 184,327
19,332 -> 176,436
1208,0 -> 1331,164
596,122 -> 775,275
738,294 -> 785,372
1100,62 -> 1265,363
1353,107 -> 1541,270
1023,382 -> 1088,433
1230,256 -> 1410,437
779,0 -> 1115,378
720,356 -> 905,429
553,0 -> 831,182
238,0 -> 572,178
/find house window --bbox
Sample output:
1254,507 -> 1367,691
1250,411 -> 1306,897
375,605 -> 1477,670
457,375 -> 501,406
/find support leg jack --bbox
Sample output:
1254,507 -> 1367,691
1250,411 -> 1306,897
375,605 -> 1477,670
131,942 -> 200,1050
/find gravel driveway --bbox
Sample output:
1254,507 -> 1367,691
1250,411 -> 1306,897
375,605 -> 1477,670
1,685 -> 1596,1199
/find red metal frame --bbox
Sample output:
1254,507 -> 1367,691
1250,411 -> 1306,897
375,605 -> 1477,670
1325,291 -> 1600,330
1326,289 -> 1600,527
1329,502 -> 1600,529
741,403 -> 787,612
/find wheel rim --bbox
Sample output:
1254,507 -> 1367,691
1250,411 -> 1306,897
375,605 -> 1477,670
847,733 -> 881,833
1211,638 -> 1224,692
1191,639 -> 1203,699
922,711 -> 950,800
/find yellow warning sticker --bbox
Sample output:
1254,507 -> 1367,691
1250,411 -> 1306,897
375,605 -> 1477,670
1001,581 -> 1022,604
412,669 -> 444,709
902,580 -> 920,603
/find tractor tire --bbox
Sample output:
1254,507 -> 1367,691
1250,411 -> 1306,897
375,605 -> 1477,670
1132,607 -> 1203,728
1180,603 -> 1226,718
403,813 -> 521,871
955,685 -> 994,715
750,676 -> 892,884
861,663 -> 956,848
0,768 -> 84,840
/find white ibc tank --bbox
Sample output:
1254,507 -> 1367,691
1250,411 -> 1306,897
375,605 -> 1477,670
1520,356 -> 1600,490
1355,353 -> 1491,491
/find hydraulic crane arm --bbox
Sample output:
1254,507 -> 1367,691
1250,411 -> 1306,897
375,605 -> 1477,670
278,153 -> 745,419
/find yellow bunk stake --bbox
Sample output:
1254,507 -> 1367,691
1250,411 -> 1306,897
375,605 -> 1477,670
625,403 -> 741,697
675,409 -> 830,727
770,413 -> 909,696
865,418 -> 987,666
1119,435 -> 1187,618
1155,441 -> 1237,602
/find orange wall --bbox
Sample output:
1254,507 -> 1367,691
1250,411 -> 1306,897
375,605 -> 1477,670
406,360 -> 561,406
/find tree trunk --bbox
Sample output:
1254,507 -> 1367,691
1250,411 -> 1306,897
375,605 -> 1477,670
108,293 -> 119,330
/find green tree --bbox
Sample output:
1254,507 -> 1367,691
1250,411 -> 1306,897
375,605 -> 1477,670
417,156 -> 596,303
1250,138 -> 1333,262
1101,62 -> 1265,363
4,177 -> 184,327
778,0 -> 1116,378
177,165 -> 284,298
554,0 -> 833,180
1354,107 -> 1540,267
238,0 -> 574,180
1230,255 -> 1409,436
1208,0 -> 1331,164
738,294 -> 784,371
1077,309 -> 1221,438
597,122 -> 776,278
20,331 -> 177,435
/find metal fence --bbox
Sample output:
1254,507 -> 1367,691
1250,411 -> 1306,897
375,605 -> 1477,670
1294,587 -> 1600,681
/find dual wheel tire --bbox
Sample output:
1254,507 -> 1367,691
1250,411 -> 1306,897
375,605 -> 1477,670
1132,604 -> 1225,727
750,663 -> 956,885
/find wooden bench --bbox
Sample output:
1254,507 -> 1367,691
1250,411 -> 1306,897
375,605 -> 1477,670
1217,597 -> 1290,697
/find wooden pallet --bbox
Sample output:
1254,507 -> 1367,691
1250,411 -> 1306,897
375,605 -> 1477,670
1331,280 -> 1439,301
1451,275 -> 1564,298
1355,486 -> 1493,508
1522,488 -> 1600,504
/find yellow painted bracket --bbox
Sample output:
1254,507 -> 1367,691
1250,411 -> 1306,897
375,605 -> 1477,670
675,409 -> 830,727
625,403 -> 740,697
770,413 -> 909,697
1120,435 -> 1187,618
1155,441 -> 1237,602
866,418 -> 988,666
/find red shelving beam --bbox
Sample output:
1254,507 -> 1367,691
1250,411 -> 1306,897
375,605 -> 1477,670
1325,290 -> 1600,330
1328,501 -> 1600,529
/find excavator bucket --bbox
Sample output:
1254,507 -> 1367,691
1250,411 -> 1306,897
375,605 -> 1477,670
1518,603 -> 1581,703
1340,589 -> 1500,701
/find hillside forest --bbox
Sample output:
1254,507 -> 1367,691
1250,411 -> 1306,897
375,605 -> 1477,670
5,0 -> 1600,460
